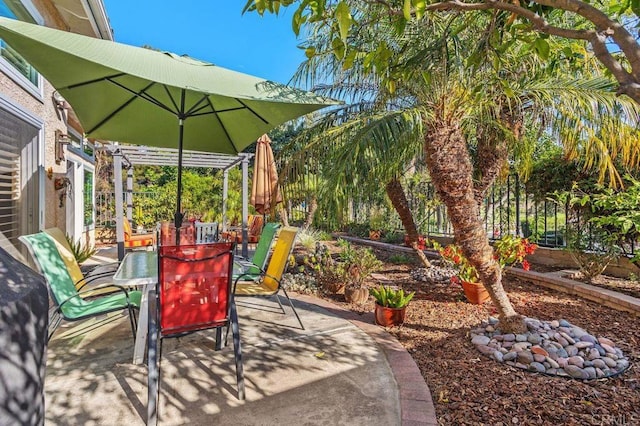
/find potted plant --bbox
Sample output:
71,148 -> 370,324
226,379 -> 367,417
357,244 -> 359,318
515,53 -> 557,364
436,236 -> 537,304
313,239 -> 383,302
368,209 -> 386,240
305,243 -> 346,294
337,240 -> 383,304
370,285 -> 415,327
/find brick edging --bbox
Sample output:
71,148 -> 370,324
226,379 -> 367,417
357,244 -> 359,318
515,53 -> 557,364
295,294 -> 438,426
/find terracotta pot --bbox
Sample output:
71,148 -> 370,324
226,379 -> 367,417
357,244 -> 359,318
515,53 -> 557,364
461,279 -> 490,304
374,303 -> 407,327
344,286 -> 369,304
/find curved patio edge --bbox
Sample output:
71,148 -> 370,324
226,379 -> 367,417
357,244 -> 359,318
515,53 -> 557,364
295,294 -> 438,426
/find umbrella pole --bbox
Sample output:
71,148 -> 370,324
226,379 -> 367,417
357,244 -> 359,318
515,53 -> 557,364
174,116 -> 185,245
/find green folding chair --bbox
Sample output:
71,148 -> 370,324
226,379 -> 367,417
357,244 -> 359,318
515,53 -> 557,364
233,222 -> 280,278
19,232 -> 141,341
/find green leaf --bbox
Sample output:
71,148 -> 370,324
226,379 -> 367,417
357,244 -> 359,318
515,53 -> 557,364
335,1 -> 352,42
392,16 -> 407,35
632,0 -> 640,15
413,0 -> 426,19
534,38 -> 550,60
403,0 -> 412,20
292,7 -> 303,36
342,49 -> 356,70
332,37 -> 346,60
305,46 -> 316,59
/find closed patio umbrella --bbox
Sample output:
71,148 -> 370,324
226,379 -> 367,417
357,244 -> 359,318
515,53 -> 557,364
0,17 -> 337,233
251,134 -> 282,215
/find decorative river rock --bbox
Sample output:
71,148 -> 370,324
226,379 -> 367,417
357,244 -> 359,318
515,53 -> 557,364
470,317 -> 630,379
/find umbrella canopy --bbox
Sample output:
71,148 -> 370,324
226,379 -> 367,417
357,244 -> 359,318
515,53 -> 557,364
250,134 -> 282,215
0,17 -> 337,229
0,18 -> 335,154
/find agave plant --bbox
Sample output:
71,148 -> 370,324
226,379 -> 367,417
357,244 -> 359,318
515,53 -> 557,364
64,234 -> 97,264
369,285 -> 415,309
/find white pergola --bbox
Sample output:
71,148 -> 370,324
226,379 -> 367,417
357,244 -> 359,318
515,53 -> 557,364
107,144 -> 254,260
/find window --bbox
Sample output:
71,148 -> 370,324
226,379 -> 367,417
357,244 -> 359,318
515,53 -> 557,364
83,169 -> 94,227
68,130 -> 95,161
0,0 -> 41,90
0,106 -> 40,251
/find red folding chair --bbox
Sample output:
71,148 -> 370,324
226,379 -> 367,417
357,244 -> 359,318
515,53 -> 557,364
147,242 -> 244,425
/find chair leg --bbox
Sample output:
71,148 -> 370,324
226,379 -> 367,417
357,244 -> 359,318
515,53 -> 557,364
147,297 -> 160,426
281,288 -> 305,330
128,306 -> 138,342
230,298 -> 245,400
274,294 -> 286,314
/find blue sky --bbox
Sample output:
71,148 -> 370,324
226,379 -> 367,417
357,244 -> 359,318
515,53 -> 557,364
103,1 -> 305,85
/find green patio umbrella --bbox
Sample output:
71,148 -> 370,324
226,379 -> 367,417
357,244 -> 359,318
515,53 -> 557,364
0,17 -> 337,229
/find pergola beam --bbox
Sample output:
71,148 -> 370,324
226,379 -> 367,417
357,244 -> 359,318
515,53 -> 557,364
104,143 -> 253,260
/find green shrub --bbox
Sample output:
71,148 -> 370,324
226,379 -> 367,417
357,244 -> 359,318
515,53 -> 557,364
388,253 -> 413,264
296,228 -> 324,251
565,227 -> 621,281
382,231 -> 404,245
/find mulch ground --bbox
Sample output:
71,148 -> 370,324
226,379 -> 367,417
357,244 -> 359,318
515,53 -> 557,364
316,246 -> 640,426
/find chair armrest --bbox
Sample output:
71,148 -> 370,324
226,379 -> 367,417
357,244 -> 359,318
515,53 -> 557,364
59,284 -> 136,310
75,270 -> 118,291
232,270 -> 280,294
82,262 -> 120,275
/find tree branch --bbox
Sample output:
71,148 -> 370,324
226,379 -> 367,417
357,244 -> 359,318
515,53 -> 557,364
424,0 -> 640,103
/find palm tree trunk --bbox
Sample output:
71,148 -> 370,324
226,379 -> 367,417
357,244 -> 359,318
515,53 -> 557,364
473,112 -> 522,206
279,205 -> 289,227
424,119 -> 526,333
385,178 -> 431,268
302,196 -> 318,230
474,127 -> 508,207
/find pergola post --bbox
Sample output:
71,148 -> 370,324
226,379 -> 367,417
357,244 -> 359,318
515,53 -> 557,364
113,148 -> 125,261
241,154 -> 249,258
126,167 -> 133,221
222,169 -> 229,233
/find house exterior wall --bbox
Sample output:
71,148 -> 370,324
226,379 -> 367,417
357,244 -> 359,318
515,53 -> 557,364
0,0 -> 111,254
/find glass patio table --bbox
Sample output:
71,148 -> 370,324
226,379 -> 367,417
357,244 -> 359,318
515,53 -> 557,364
112,251 -> 157,365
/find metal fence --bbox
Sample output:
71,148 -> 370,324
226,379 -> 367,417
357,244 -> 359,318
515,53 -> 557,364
95,191 -> 158,228
408,175 -> 568,245
98,176 -> 636,256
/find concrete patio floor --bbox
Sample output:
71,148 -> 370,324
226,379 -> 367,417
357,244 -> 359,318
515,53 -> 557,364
45,289 -> 434,425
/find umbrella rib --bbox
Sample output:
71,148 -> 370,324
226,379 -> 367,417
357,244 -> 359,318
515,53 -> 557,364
86,81 -> 157,135
205,97 -> 237,152
235,98 -> 270,124
63,73 -> 127,90
163,85 -> 181,116
189,106 -> 246,117
107,79 -> 177,115
185,94 -> 212,117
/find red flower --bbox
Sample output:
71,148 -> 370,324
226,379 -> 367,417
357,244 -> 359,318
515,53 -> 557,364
453,255 -> 461,264
522,260 -> 530,271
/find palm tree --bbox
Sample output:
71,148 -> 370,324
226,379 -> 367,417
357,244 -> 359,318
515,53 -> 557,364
276,8 -> 640,331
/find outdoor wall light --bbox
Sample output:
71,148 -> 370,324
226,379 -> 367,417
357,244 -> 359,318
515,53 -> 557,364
52,91 -> 70,122
55,129 -> 71,164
